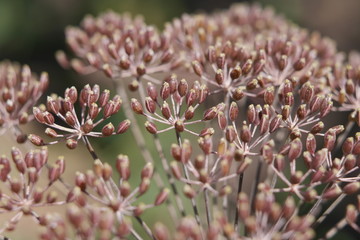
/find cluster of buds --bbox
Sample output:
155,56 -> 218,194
163,4 -> 338,102
30,84 -> 130,149
0,61 -> 48,142
153,212 -> 243,240
325,51 -> 360,126
65,155 -> 169,237
170,137 -> 249,198
39,205 -> 134,240
237,184 -> 315,240
0,147 -> 65,234
131,75 -> 211,135
261,130 -> 360,200
57,11 -> 180,84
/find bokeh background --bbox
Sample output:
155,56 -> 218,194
1,0 -> 360,239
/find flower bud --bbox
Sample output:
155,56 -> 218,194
160,82 -> 170,100
230,66 -> 242,80
183,185 -> 196,198
155,188 -> 170,206
192,60 -> 203,76
306,134 -> 316,154
145,97 -> 156,113
310,121 -> 324,134
264,87 -> 275,105
116,154 -> 130,180
139,178 -> 150,195
141,163 -> 154,179
131,98 -> 143,114
237,157 -> 252,174
225,126 -> 236,143
117,119 -> 131,134
102,123 -> 114,136
28,134 -> 44,146
240,124 -> 251,143
229,102 -> 238,121
323,184 -> 342,199
232,87 -> 244,100
175,120 -> 184,132
145,121 -> 157,134
203,106 -> 217,121
153,222 -> 169,240
288,138 -> 302,161
343,182 -> 360,195
178,79 -> 188,97
215,69 -> 224,85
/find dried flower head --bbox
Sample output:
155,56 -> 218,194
31,84 -> 130,149
0,61 -> 48,142
39,205 -> 134,240
324,52 -> 360,126
57,11 -> 179,83
68,156 -> 168,215
63,155 -> 168,239
0,147 -> 65,235
132,76 -> 212,136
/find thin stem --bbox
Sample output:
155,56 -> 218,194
83,136 -> 99,160
204,189 -> 211,227
320,217 -> 348,240
135,216 -> 156,240
234,172 -> 244,232
130,228 -> 143,240
334,121 -> 355,153
250,160 -> 262,213
314,193 -> 346,227
308,183 -> 333,217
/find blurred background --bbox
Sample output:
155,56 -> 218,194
1,0 -> 360,239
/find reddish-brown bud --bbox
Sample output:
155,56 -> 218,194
131,98 -> 143,114
192,60 -> 203,76
229,102 -> 239,121
145,97 -> 156,113
264,87 -> 275,105
240,124 -> 251,143
117,119 -> 131,134
178,79 -> 188,97
225,126 -> 236,143
146,82 -> 157,101
215,69 -> 224,85
155,188 -> 170,206
311,121 -> 324,134
270,115 -> 282,133
116,154 -> 130,180
175,120 -> 184,132
28,134 -> 44,146
145,121 -> 157,134
66,139 -> 78,149
183,185 -> 196,198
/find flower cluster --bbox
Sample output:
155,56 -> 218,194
0,147 -> 65,234
30,84 -> 130,149
57,11 -> 179,83
131,75 -> 211,135
0,61 -> 48,142
40,155 -> 169,240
